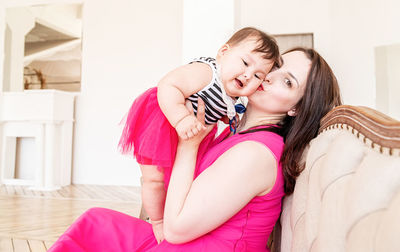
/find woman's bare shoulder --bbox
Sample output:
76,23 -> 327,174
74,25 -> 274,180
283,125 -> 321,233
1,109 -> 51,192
212,140 -> 278,193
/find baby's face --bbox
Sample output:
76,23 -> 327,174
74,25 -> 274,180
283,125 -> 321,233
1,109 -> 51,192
217,39 -> 275,97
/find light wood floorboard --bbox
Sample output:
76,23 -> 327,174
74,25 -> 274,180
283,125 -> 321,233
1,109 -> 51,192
0,237 -> 13,251
27,240 -> 47,252
0,184 -> 141,252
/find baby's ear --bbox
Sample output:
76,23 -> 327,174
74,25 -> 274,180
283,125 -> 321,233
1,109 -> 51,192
218,44 -> 230,56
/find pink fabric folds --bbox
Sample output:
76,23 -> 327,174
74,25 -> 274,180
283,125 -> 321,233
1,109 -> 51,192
48,208 -> 157,252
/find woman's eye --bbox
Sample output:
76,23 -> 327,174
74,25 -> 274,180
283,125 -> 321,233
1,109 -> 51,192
255,74 -> 260,80
284,78 -> 292,87
242,59 -> 248,66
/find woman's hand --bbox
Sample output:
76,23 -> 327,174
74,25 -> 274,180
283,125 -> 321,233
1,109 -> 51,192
151,220 -> 164,244
180,98 -> 214,146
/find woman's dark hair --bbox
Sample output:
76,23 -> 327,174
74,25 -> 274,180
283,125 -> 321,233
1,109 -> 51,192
240,47 -> 342,195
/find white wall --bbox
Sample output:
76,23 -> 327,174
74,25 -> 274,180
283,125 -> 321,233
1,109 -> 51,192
236,0 -> 400,108
375,43 -> 400,120
182,0 -> 234,62
237,0 -> 333,59
0,7 -> 6,92
72,0 -> 183,186
329,0 -> 400,107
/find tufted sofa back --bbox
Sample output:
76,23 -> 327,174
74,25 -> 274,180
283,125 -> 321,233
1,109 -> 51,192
279,105 -> 400,252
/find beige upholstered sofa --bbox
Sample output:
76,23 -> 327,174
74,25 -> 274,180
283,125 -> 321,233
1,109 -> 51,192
276,105 -> 400,252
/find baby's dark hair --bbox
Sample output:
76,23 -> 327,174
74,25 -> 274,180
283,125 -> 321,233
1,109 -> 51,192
226,27 -> 280,66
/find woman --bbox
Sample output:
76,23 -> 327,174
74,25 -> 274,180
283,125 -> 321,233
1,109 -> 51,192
49,48 -> 341,252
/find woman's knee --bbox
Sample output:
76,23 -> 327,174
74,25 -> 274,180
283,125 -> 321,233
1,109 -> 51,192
79,207 -> 116,223
82,207 -> 107,216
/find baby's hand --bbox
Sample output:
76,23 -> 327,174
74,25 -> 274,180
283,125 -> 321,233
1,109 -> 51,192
175,115 -> 205,140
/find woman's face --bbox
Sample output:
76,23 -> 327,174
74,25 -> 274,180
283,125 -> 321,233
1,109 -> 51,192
248,50 -> 311,115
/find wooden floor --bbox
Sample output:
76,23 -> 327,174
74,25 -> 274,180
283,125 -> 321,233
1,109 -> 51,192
0,184 -> 142,252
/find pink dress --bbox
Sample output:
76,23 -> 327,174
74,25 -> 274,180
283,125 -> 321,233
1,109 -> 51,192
49,127 -> 285,252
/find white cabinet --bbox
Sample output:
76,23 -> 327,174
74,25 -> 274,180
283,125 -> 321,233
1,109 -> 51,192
0,90 -> 75,190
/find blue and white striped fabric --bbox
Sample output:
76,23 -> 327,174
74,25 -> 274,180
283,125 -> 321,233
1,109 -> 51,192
187,57 -> 235,125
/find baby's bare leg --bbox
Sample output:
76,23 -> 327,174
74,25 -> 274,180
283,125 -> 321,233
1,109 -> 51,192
140,165 -> 165,243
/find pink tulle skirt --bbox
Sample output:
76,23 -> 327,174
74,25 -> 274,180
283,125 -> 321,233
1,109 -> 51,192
119,87 -> 217,187
119,87 -> 177,166
119,87 -> 178,181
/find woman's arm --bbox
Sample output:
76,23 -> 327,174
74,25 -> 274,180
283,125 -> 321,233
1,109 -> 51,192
157,62 -> 212,127
163,102 -> 278,244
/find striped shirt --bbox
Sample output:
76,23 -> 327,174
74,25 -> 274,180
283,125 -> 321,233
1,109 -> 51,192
187,57 -> 236,125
